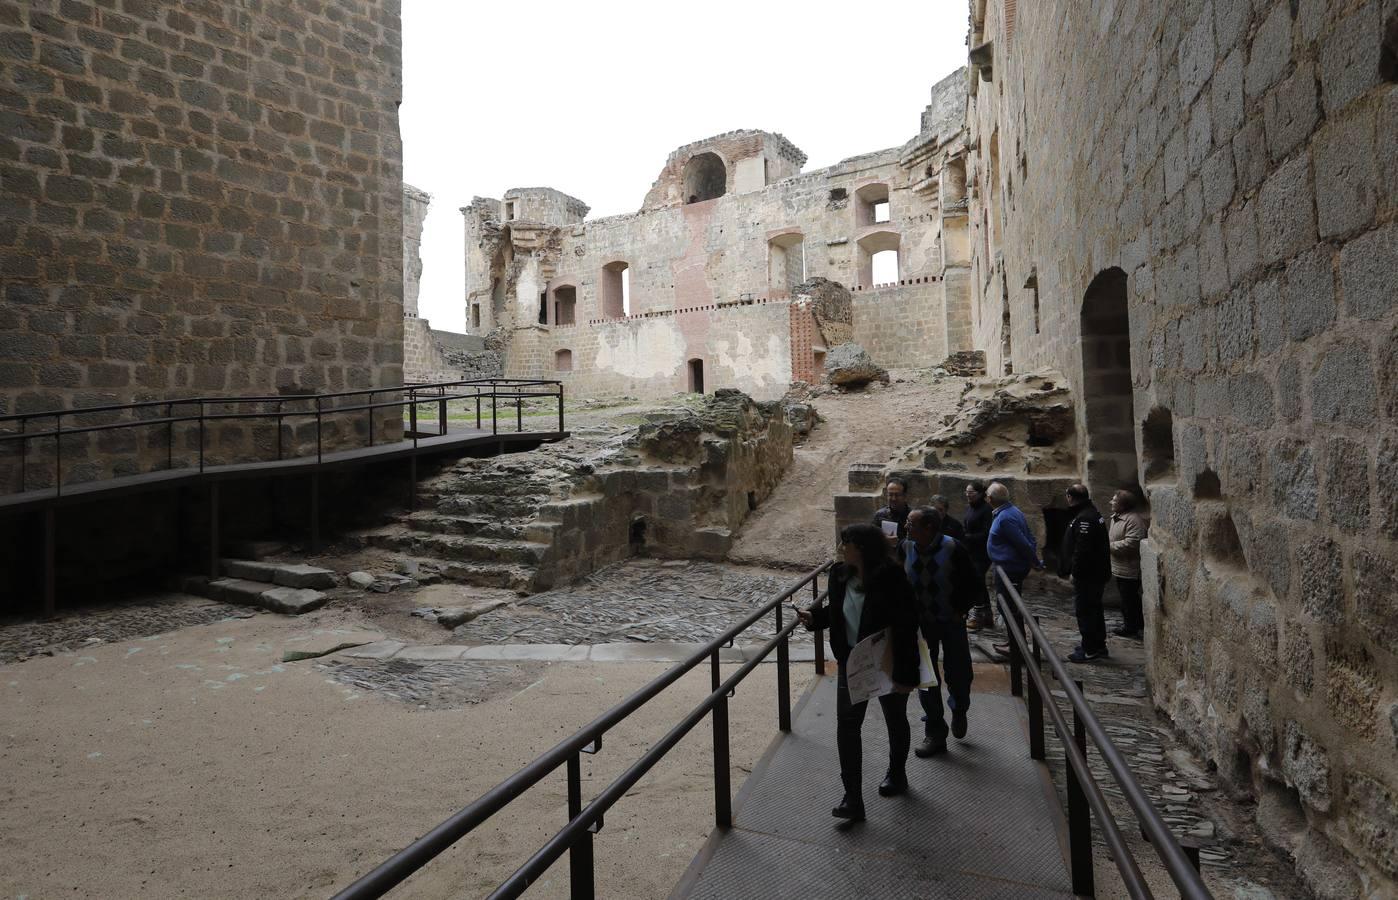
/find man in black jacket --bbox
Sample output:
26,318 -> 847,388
962,481 -> 995,630
872,477 -> 912,544
903,507 -> 986,756
1059,483 -> 1111,662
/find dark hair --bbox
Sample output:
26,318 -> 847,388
1067,483 -> 1090,502
910,506 -> 943,534
967,480 -> 987,494
886,477 -> 908,492
1112,489 -> 1138,511
839,523 -> 894,576
929,494 -> 949,510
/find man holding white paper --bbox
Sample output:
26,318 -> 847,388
903,506 -> 986,757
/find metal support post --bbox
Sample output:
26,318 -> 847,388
42,507 -> 55,616
208,482 -> 220,579
566,752 -> 595,900
1028,615 -> 1045,761
1009,610 -> 1024,698
776,603 -> 791,732
438,395 -> 447,436
710,650 -> 732,829
1067,679 -> 1094,897
310,471 -> 320,552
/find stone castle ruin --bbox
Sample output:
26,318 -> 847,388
455,70 -> 974,399
0,0 -> 1393,894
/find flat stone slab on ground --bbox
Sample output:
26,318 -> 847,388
394,644 -> 470,661
259,587 -> 329,615
335,639 -> 407,660
271,564 -> 337,589
461,644 -> 589,662
281,630 -> 385,662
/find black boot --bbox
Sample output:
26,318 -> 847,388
878,769 -> 908,797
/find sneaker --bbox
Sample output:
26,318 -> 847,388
966,611 -> 985,632
1112,626 -> 1143,640
951,708 -> 968,740
914,737 -> 948,758
832,798 -> 866,821
1067,646 -> 1110,663
878,770 -> 908,797
990,641 -> 1011,659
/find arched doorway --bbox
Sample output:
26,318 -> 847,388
688,358 -> 705,394
601,261 -> 629,318
552,285 -> 576,325
682,152 -> 726,203
1080,267 -> 1140,499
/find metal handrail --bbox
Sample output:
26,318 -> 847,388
0,379 -> 565,498
995,566 -> 1212,899
331,560 -> 833,900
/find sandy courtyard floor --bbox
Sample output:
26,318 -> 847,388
0,609 -> 816,898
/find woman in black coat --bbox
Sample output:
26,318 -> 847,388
799,523 -> 920,822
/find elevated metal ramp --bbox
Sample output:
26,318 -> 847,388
673,679 -> 1074,899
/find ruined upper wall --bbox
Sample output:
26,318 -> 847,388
640,130 -> 808,211
0,0 -> 404,420
403,184 -> 430,317
502,187 -> 589,226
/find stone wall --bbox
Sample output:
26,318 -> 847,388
402,184 -> 429,317
964,0 -> 1397,891
403,318 -> 500,383
0,0 -> 404,488
537,390 -> 794,584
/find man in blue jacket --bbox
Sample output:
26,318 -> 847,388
985,482 -> 1043,657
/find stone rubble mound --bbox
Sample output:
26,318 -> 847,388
823,342 -> 890,389
938,349 -> 988,378
909,370 -> 1077,474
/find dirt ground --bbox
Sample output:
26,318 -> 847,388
0,603 -> 815,899
727,371 -> 967,569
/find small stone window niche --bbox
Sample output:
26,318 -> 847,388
504,200 -> 516,221
855,183 -> 890,227
1141,406 -> 1177,485
601,262 -> 630,318
554,349 -> 573,372
682,152 -> 726,203
552,285 -> 576,325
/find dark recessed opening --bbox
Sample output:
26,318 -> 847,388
629,516 -> 647,546
1041,507 -> 1074,571
828,187 -> 848,202
1194,468 -> 1221,499
747,491 -> 757,511
1381,14 -> 1398,82
1142,407 -> 1177,484
1203,509 -> 1246,569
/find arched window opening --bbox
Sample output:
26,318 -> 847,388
688,358 -> 705,394
856,230 -> 900,287
767,232 -> 805,297
537,291 -> 547,325
554,349 -> 573,372
552,285 -> 576,325
1141,407 -> 1177,484
944,157 -> 967,205
601,261 -> 630,318
1080,267 -> 1141,499
682,152 -> 726,203
471,303 -> 481,330
855,183 -> 890,227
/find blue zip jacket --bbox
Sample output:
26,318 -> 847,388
988,503 -> 1039,576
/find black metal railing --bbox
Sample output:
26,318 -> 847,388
0,378 -> 565,499
995,566 -> 1213,899
331,561 -> 833,900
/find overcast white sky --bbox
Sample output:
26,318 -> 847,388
402,1 -> 969,332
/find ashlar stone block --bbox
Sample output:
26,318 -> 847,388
1311,345 -> 1376,425
1313,106 -> 1378,238
1245,2 -> 1294,100
1257,155 -> 1317,265
1320,3 -> 1382,115
1281,246 -> 1336,341
1339,224 -> 1397,321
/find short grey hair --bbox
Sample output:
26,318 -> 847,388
986,482 -> 1010,502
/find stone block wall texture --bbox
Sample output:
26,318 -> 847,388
0,0 -> 404,488
402,183 -> 428,317
965,0 -> 1397,891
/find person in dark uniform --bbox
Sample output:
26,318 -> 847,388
1059,483 -> 1112,662
799,524 -> 920,822
961,481 -> 995,629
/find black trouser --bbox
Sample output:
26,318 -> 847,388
1074,578 -> 1108,652
1116,576 -> 1143,631
971,559 -> 994,623
835,662 -> 911,804
919,619 -> 973,741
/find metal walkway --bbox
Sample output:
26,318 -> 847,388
672,678 -> 1075,900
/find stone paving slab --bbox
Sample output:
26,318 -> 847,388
393,644 -> 470,661
461,643 -> 589,661
337,639 -> 408,660
674,678 -> 1073,899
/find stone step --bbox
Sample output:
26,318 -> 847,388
362,529 -> 550,566
437,561 -> 538,593
220,558 -> 337,589
197,577 -> 329,615
432,494 -> 547,517
395,511 -> 527,540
